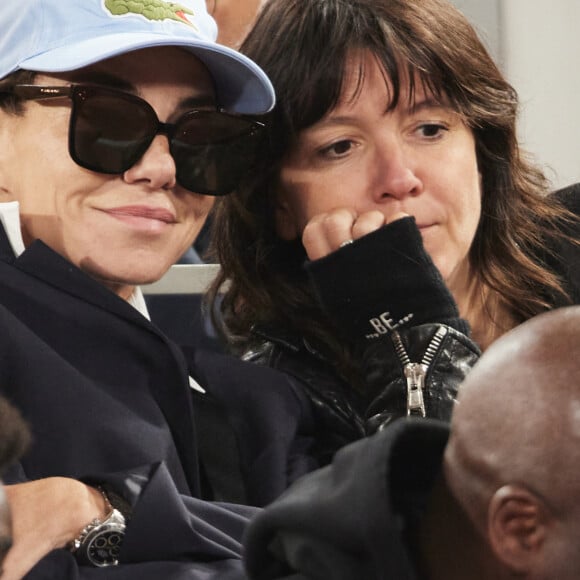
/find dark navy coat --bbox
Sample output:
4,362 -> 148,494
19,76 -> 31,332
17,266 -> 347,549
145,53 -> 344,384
0,223 -> 316,578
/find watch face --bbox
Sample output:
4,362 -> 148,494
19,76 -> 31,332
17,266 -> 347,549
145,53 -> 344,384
86,525 -> 124,567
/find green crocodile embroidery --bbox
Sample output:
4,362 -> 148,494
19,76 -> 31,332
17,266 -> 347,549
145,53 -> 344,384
104,0 -> 195,27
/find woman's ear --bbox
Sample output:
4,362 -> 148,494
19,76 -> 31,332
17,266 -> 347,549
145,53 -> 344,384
487,485 -> 550,574
274,190 -> 300,241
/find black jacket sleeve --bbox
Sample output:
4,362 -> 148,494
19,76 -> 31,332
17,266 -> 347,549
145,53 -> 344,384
16,462 -> 255,579
243,419 -> 449,580
306,217 -> 481,432
0,302 -> 253,580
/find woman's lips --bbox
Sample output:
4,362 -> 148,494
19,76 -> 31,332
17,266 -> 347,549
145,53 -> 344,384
102,206 -> 177,233
415,221 -> 437,230
106,206 -> 177,223
416,223 -> 438,238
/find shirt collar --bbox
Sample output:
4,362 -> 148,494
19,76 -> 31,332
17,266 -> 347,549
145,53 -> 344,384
0,201 -> 26,257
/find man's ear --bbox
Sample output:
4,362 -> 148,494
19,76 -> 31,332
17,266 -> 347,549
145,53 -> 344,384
487,484 -> 551,574
274,190 -> 300,241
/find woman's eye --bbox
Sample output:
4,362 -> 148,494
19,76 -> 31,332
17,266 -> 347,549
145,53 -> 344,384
319,139 -> 354,158
416,123 -> 448,139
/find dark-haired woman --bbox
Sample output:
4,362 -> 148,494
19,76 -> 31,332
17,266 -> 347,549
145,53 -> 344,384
209,0 -> 580,493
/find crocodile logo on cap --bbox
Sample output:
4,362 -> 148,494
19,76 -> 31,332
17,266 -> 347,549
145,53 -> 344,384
104,0 -> 196,27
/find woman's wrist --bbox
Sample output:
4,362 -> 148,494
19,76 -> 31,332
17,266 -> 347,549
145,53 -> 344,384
306,218 -> 462,343
59,479 -> 110,548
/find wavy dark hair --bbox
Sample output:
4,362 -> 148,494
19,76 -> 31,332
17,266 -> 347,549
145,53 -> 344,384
209,0 -> 575,371
0,70 -> 37,113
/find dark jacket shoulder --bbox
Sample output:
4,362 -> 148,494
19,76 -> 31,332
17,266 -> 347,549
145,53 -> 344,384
243,418 -> 449,580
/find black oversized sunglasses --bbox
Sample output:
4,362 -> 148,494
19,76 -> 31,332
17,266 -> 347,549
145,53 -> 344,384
10,84 -> 265,195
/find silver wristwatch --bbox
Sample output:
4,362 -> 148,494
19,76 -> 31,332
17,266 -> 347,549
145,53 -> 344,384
69,488 -> 127,567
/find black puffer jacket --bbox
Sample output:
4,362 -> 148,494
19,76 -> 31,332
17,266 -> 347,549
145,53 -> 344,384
244,184 -> 580,467
246,322 -> 477,467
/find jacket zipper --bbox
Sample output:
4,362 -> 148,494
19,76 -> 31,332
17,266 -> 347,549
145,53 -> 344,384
391,325 -> 448,417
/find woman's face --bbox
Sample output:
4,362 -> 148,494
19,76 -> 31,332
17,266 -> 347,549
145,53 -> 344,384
275,51 -> 482,296
0,47 -> 216,299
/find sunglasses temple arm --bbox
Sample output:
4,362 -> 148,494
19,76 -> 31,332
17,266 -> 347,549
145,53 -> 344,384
12,85 -> 73,101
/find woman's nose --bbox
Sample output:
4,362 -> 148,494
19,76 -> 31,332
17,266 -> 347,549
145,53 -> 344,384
122,135 -> 177,191
371,137 -> 422,201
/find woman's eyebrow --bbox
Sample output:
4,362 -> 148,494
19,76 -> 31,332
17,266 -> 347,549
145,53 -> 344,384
179,95 -> 217,110
319,96 -> 451,125
406,97 -> 450,115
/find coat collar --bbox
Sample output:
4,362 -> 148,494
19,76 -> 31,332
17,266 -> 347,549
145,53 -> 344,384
0,221 -> 152,330
0,222 -> 202,494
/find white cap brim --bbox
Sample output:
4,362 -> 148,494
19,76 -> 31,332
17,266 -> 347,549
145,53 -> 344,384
19,32 -> 275,115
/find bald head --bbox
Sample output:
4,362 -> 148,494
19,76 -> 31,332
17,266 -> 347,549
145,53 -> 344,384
441,307 -> 580,577
448,306 -> 580,508
456,305 -> 580,411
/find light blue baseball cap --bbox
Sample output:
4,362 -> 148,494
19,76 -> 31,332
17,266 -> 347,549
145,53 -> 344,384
0,0 -> 275,114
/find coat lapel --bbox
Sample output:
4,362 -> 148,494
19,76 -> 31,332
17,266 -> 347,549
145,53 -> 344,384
0,226 -> 202,494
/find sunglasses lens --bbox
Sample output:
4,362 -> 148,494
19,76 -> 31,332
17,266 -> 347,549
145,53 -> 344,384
69,87 -> 263,195
70,87 -> 155,174
172,112 -> 264,195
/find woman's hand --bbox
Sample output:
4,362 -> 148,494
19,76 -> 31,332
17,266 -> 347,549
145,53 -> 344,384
1,478 -> 107,579
302,209 -> 409,260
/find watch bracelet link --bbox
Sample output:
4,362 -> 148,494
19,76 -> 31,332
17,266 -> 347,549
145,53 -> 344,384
68,485 -> 129,566
69,487 -> 116,553
68,516 -> 102,552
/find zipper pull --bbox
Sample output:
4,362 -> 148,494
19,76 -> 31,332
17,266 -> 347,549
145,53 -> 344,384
404,362 -> 427,417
